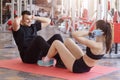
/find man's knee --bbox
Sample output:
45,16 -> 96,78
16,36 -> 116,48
53,34 -> 63,41
34,36 -> 45,42
53,34 -> 61,37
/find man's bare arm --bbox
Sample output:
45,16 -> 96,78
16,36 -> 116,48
12,16 -> 22,31
32,15 -> 51,28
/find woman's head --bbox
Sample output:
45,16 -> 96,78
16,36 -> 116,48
96,20 -> 113,53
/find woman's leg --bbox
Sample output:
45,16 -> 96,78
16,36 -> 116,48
64,38 -> 84,59
46,40 -> 76,72
47,34 -> 65,68
47,34 -> 63,60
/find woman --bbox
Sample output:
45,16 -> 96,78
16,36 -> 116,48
39,20 -> 113,73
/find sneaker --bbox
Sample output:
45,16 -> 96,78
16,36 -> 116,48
37,59 -> 55,67
55,60 -> 66,68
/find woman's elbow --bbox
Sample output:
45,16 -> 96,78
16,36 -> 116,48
47,18 -> 51,24
71,32 -> 77,39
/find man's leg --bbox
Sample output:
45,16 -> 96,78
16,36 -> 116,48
23,36 -> 50,63
47,34 -> 63,44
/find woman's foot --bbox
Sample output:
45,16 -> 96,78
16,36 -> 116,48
37,58 -> 56,67
37,56 -> 56,67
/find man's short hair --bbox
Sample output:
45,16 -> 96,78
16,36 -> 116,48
21,10 -> 31,16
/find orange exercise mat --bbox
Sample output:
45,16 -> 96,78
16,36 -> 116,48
0,58 -> 119,80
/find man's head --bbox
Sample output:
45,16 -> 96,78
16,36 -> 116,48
21,10 -> 33,26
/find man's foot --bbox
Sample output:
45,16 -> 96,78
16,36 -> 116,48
55,60 -> 66,68
37,59 -> 55,67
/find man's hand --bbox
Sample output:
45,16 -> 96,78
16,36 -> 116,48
32,15 -> 36,20
32,16 -> 51,28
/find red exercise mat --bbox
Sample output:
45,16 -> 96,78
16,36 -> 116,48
0,58 -> 119,80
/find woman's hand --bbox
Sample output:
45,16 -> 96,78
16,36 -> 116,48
92,29 -> 104,37
89,29 -> 104,38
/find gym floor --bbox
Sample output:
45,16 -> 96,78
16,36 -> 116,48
0,26 -> 120,80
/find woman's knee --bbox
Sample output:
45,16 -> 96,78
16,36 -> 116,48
54,40 -> 60,44
64,38 -> 72,45
53,40 -> 63,46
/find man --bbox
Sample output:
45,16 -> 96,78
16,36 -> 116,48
12,10 -> 65,67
